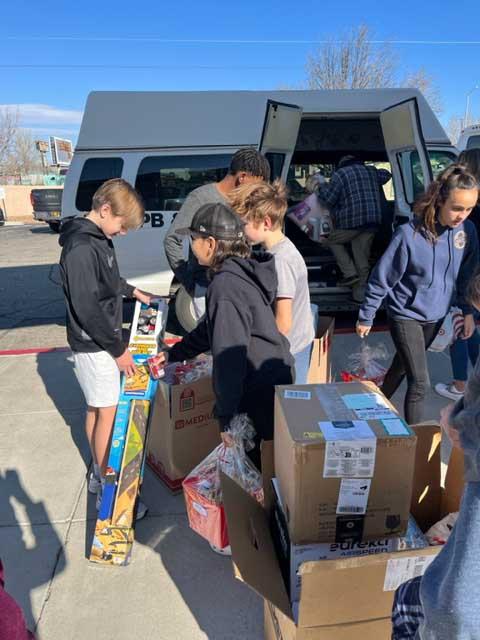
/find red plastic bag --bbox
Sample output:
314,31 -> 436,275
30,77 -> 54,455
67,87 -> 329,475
182,414 -> 263,549
341,342 -> 389,386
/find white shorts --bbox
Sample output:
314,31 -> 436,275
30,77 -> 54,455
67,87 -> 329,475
73,351 -> 120,408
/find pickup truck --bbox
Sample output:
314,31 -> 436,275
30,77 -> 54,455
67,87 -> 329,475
31,188 -> 63,232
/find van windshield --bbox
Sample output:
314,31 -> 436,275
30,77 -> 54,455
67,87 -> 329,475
135,155 -> 232,211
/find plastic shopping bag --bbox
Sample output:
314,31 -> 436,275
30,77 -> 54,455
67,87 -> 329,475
182,414 -> 264,549
341,342 -> 389,386
428,307 -> 464,352
287,193 -> 333,241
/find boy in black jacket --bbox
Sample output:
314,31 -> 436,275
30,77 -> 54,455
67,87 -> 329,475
160,202 -> 294,465
59,179 -> 151,511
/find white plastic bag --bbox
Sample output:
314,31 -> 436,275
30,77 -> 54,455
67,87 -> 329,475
428,307 -> 464,352
287,193 -> 333,241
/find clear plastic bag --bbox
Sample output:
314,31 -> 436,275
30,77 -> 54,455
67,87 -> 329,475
182,414 -> 263,548
159,355 -> 213,385
425,512 -> 459,545
341,342 -> 389,386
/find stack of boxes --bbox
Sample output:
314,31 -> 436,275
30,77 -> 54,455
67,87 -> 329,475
222,381 -> 466,640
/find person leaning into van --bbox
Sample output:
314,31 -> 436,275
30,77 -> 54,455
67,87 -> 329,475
158,202 -> 293,467
317,155 -> 391,303
229,179 -> 315,384
163,149 -> 271,325
356,164 -> 479,425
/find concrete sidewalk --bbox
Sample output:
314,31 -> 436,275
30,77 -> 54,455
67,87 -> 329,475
0,333 -> 455,639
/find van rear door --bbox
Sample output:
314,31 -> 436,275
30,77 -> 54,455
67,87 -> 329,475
380,97 -> 433,221
259,100 -> 302,181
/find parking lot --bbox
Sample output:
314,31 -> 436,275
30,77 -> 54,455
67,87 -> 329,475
0,223 -> 455,639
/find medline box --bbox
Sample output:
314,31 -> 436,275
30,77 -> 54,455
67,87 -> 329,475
274,381 -> 417,544
221,425 -> 465,637
147,375 -> 221,492
307,316 -> 334,384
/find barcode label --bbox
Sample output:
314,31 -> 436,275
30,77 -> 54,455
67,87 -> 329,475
284,390 -> 311,400
383,555 -> 436,591
324,439 -> 377,478
336,478 -> 371,515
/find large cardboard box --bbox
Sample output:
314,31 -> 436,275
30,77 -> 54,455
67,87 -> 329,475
307,317 -> 334,384
147,376 -> 221,491
275,381 -> 417,543
221,425 -> 465,638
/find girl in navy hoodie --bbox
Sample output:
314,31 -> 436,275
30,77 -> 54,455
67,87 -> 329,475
357,165 -> 479,424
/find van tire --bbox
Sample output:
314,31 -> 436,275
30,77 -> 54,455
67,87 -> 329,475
175,285 -> 199,332
48,221 -> 61,233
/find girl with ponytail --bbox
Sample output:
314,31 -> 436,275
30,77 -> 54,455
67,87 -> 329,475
356,164 -> 479,424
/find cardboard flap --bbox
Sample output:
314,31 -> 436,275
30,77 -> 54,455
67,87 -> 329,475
220,472 -> 292,620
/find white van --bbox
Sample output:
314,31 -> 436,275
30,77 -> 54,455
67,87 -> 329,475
457,124 -> 480,151
62,89 -> 456,317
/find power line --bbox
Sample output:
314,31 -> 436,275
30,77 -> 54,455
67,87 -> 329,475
4,36 -> 480,45
0,63 -> 304,70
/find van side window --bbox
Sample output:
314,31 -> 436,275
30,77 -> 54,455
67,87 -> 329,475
410,150 -> 456,200
467,135 -> 480,149
76,158 -> 124,211
135,155 -> 231,211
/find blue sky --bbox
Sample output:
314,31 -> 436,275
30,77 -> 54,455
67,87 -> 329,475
1,0 -> 480,144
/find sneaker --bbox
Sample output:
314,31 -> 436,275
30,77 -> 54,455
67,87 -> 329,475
434,383 -> 464,401
338,275 -> 360,287
135,500 -> 149,521
88,472 -> 102,495
209,543 -> 232,556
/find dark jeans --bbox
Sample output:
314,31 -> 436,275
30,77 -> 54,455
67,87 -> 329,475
381,317 -> 443,425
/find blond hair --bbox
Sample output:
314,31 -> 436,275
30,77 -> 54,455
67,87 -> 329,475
92,178 -> 144,230
228,179 -> 288,229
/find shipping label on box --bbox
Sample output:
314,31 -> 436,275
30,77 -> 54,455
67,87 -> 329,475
274,382 -> 417,544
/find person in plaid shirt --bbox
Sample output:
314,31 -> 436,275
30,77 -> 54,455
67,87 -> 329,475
318,155 -> 391,302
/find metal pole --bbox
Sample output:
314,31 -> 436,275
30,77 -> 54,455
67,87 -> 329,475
464,86 -> 480,129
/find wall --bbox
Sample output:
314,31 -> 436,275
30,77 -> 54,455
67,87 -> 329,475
0,186 -> 62,223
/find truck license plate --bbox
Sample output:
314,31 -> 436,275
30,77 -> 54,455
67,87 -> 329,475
51,211 -> 60,218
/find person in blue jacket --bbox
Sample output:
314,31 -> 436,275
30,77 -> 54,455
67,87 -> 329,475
356,164 -> 479,424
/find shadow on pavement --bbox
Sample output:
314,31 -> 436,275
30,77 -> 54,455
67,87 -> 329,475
0,469 -> 66,635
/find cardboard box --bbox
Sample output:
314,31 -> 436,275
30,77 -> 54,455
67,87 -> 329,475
147,375 -> 221,491
264,601 -> 392,640
307,317 -> 334,384
270,478 -> 428,603
275,381 -> 417,543
221,424 -> 464,636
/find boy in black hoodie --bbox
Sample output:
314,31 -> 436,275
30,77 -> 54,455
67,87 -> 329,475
161,202 -> 294,466
59,179 -> 151,512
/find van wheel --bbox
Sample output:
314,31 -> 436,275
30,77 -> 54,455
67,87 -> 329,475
48,221 -> 61,233
175,285 -> 199,332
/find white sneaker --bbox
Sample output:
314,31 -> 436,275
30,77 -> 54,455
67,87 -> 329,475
434,383 -> 464,401
209,543 -> 232,556
88,472 -> 102,495
135,500 -> 149,521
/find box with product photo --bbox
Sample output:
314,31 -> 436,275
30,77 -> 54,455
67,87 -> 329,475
128,298 -> 168,356
221,425 -> 465,638
307,316 -> 334,384
147,372 -> 221,492
275,381 -> 418,544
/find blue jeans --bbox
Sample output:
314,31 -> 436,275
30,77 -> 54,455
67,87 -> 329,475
294,343 -> 313,384
450,328 -> 480,381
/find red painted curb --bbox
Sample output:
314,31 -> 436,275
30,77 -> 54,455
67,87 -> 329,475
0,346 -> 70,356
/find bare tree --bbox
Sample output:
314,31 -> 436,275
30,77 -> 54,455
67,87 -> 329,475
0,106 -> 19,173
8,129 -> 43,176
401,68 -> 443,115
306,25 -> 442,115
445,115 -> 464,145
307,25 -> 397,90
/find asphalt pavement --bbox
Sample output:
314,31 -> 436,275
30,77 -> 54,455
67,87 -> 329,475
0,223 -> 456,639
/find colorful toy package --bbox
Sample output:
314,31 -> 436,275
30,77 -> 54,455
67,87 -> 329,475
341,342 -> 389,386
89,298 -> 167,566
